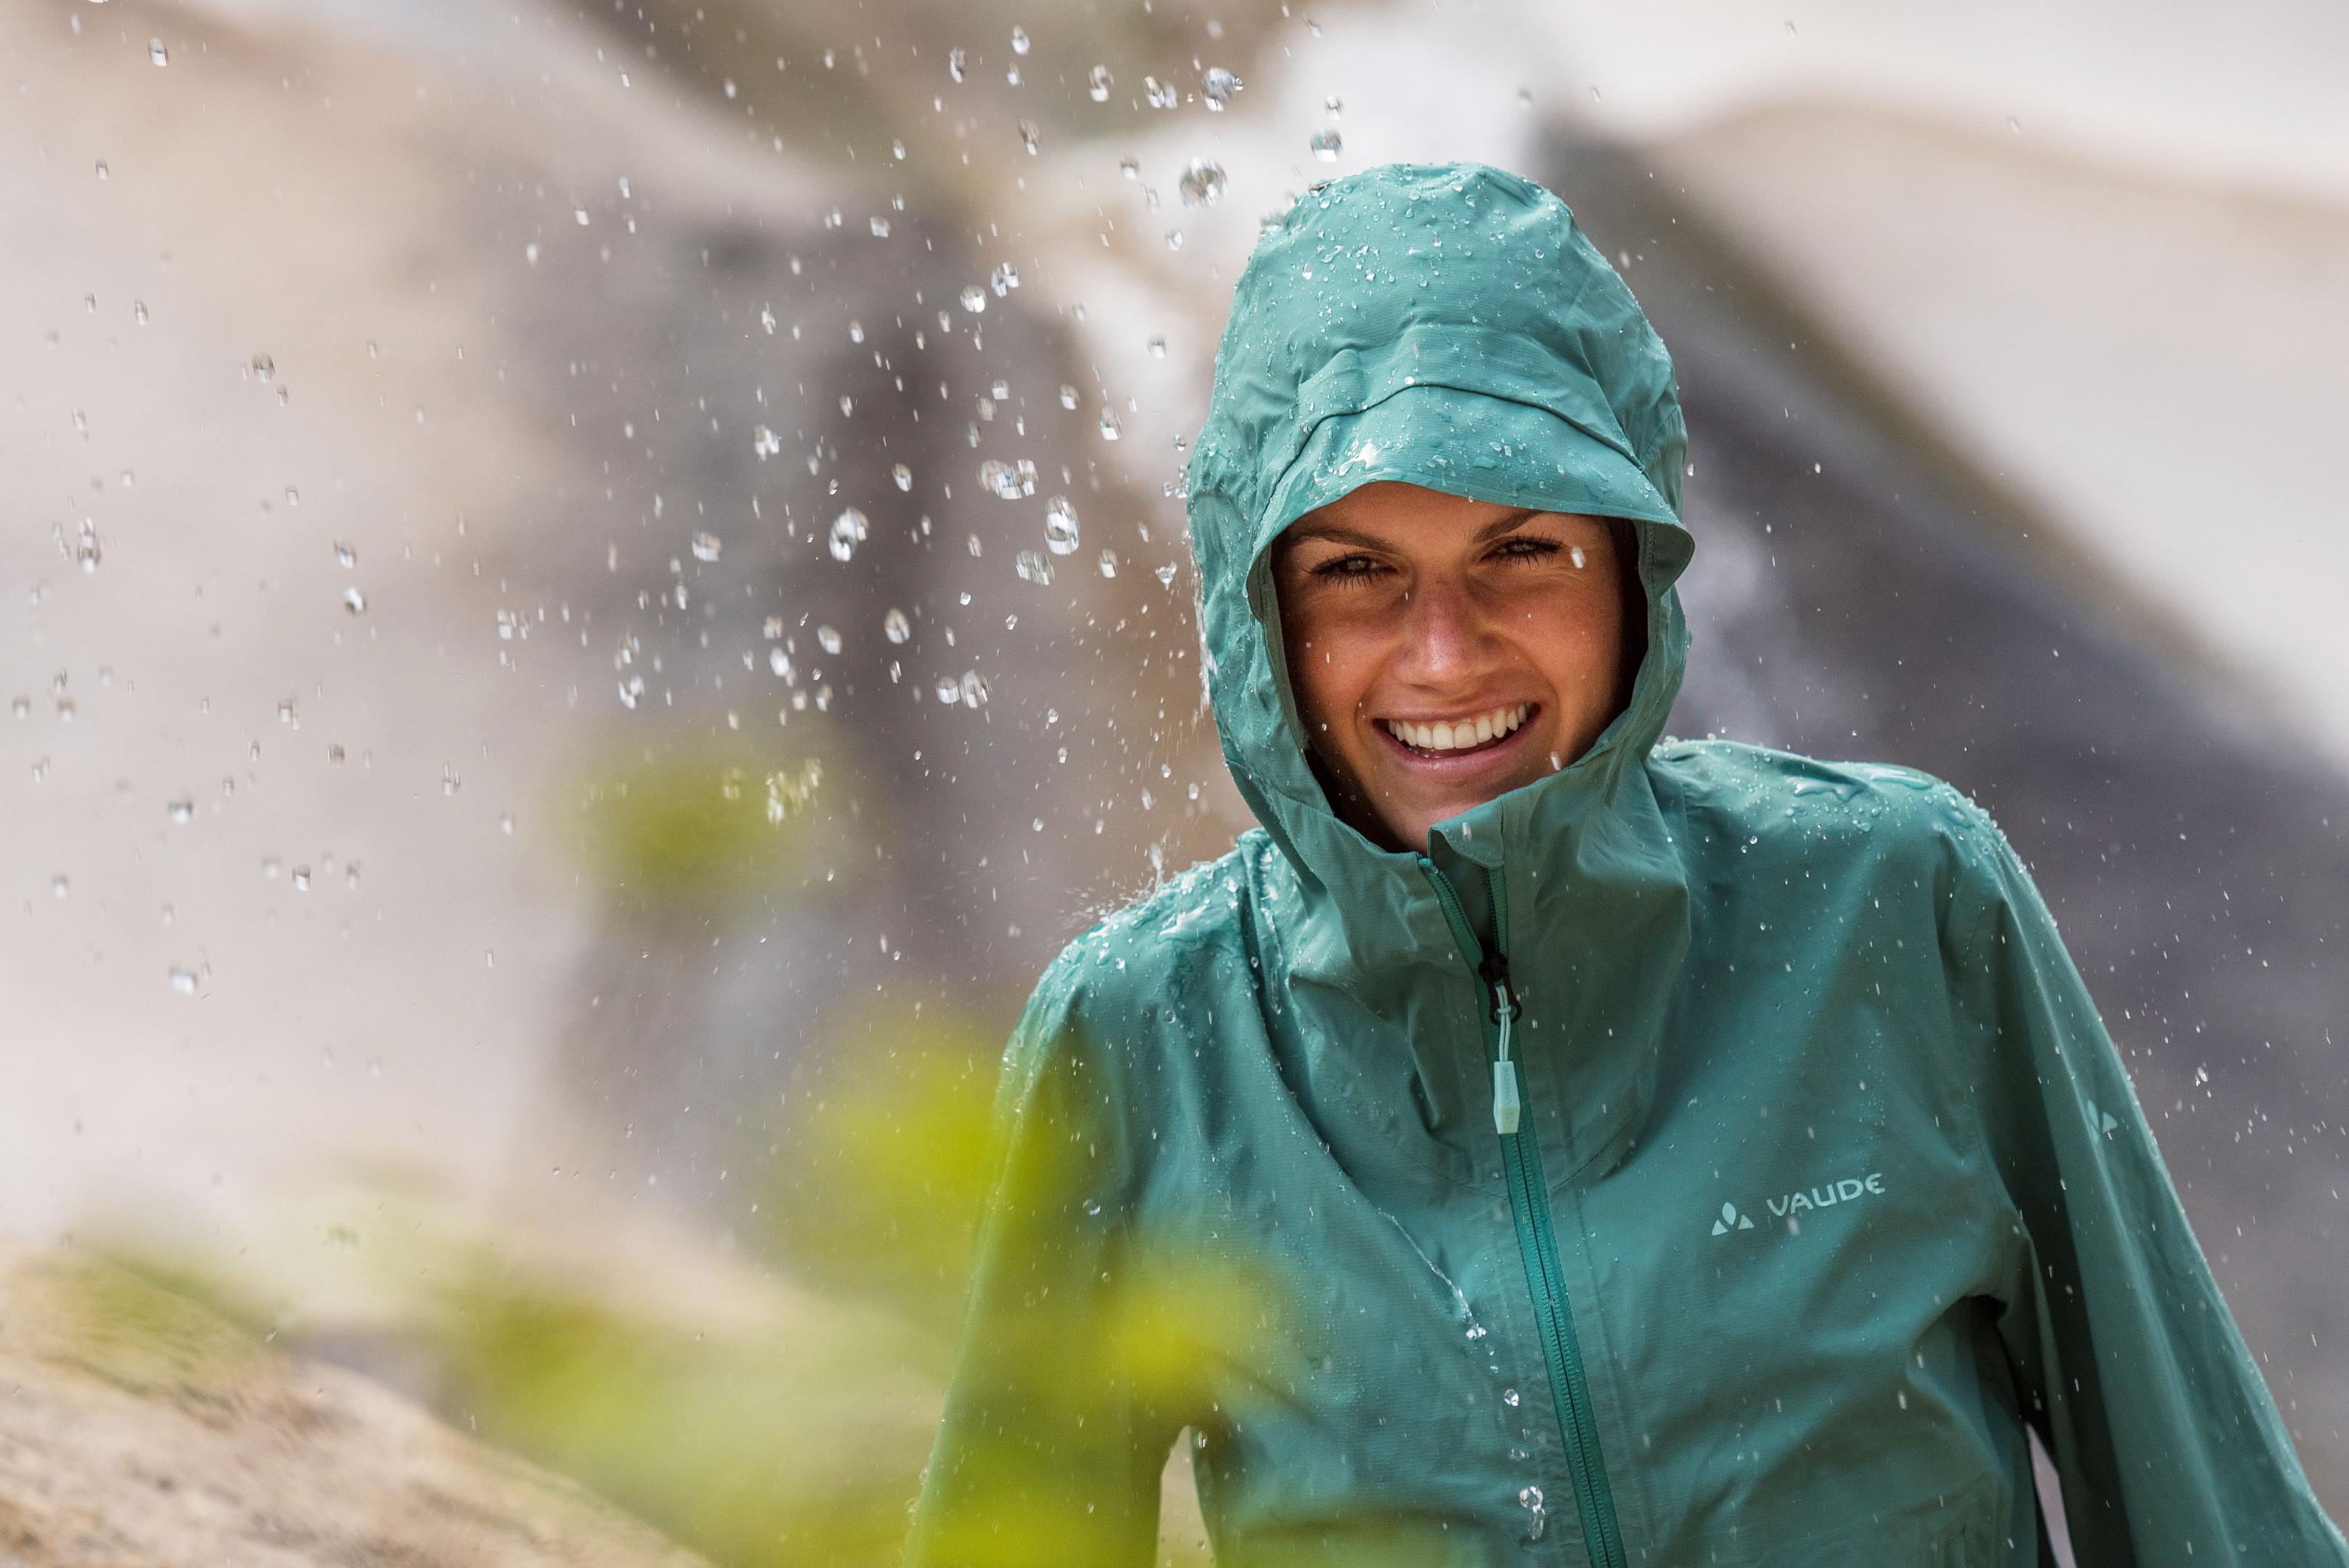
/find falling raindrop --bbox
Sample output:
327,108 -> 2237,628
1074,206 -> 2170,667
1154,562 -> 1179,588
1045,496 -> 1081,555
1010,25 -> 1031,54
1098,407 -> 1122,441
1177,158 -> 1227,208
342,586 -> 367,615
1018,121 -> 1042,156
892,462 -> 913,491
947,47 -> 966,82
250,353 -> 277,382
167,798 -> 195,825
869,215 -> 891,237
753,425 -> 782,459
1097,549 -> 1119,578
1119,156 -> 1140,181
828,507 -> 869,561
335,542 -> 358,568
1015,550 -> 1055,586
769,648 -> 794,679
1201,66 -> 1241,109
979,458 -> 1037,499
958,284 -> 987,314
1058,383 -> 1079,410
960,669 -> 990,706
1324,94 -> 1344,117
1310,127 -> 1342,162
149,38 -> 168,65
1087,64 -> 1114,101
883,608 -> 911,643
934,675 -> 960,703
96,160 -> 110,181
691,531 -> 723,562
1145,75 -> 1177,109
1147,335 -> 1167,359
817,625 -> 842,655
168,968 -> 197,995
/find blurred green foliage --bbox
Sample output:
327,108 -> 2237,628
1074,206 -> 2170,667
563,730 -> 843,912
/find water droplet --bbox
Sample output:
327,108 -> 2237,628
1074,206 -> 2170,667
342,586 -> 367,615
1502,1388 -> 1521,1408
1010,25 -> 1031,54
817,625 -> 842,655
869,215 -> 891,237
1045,496 -> 1080,554
50,875 -> 68,900
1324,94 -> 1344,117
95,160 -> 110,181
769,648 -> 794,679
1201,66 -> 1241,109
149,37 -> 168,66
1569,544 -> 1586,569
958,284 -> 987,314
1087,64 -> 1113,101
1059,383 -> 1079,410
1154,562 -> 1179,588
947,47 -> 966,82
990,264 -> 1021,295
250,353 -> 276,383
1145,75 -> 1178,109
960,669 -> 990,706
1018,121 -> 1042,156
168,967 -> 197,995
1097,550 -> 1118,578
752,425 -> 782,459
934,675 -> 960,703
573,205 -> 591,226
979,458 -> 1037,499
1119,156 -> 1140,181
892,462 -> 913,491
1098,407 -> 1122,441
828,507 -> 868,561
1177,158 -> 1227,208
167,798 -> 195,825
883,608 -> 911,643
1016,550 -> 1054,586
1310,127 -> 1342,162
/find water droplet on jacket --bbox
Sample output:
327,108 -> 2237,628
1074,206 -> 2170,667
1177,158 -> 1227,208
828,508 -> 868,561
1501,1388 -> 1521,1408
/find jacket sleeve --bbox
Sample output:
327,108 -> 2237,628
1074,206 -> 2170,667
1943,799 -> 2349,1565
902,957 -> 1178,1568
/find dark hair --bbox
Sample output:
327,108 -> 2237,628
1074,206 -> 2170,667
1609,518 -> 1645,715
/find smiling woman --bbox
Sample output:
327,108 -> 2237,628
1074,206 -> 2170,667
905,162 -> 2349,1568
1274,484 -> 1641,852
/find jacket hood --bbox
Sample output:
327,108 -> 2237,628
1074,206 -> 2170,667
1185,162 -> 1694,901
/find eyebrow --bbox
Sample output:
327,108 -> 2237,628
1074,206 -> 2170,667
1283,506 -> 1545,552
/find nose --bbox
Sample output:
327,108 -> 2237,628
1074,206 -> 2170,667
1396,575 -> 1495,687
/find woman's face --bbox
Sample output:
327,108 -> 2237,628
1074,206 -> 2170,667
1272,481 -> 1632,854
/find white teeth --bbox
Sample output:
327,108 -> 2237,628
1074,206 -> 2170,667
1385,703 -> 1529,753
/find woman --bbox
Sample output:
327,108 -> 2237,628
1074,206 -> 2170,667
904,163 -> 2347,1566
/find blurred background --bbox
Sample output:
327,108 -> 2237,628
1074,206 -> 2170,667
4,0 -> 2346,1560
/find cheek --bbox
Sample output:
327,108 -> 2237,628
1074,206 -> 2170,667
1284,617 -> 1383,733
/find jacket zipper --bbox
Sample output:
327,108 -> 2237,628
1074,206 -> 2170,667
1419,857 -> 1628,1568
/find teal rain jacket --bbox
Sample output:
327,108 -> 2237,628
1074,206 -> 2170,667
905,164 -> 2348,1567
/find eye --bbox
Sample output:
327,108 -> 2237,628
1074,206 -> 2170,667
1310,552 -> 1389,584
1490,535 -> 1563,565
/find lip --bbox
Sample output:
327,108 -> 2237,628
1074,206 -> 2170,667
1371,702 -> 1543,770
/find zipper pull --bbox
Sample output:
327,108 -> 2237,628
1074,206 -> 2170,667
1492,987 -> 1521,1135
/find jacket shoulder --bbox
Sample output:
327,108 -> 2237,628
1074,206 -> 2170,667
1647,737 -> 2008,877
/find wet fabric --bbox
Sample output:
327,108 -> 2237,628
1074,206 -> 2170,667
904,164 -> 2348,1567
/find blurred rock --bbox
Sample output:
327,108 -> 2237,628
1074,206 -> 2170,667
0,1243 -> 710,1567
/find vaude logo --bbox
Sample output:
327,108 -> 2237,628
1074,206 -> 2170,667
1713,1173 -> 1886,1236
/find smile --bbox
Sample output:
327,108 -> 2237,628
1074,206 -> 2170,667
1381,703 -> 1532,756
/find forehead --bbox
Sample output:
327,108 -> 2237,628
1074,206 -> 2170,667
1281,483 -> 1611,552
